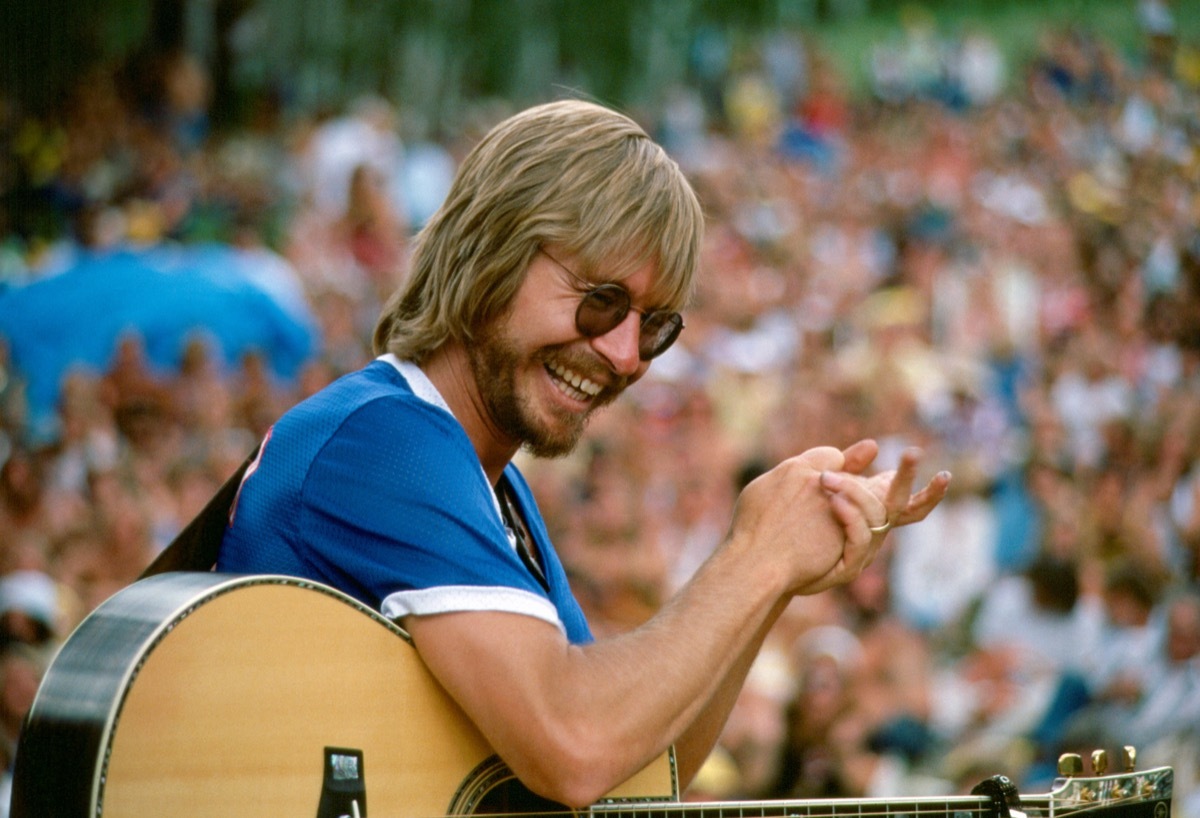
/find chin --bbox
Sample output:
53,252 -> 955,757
520,412 -> 590,459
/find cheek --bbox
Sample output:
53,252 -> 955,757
507,273 -> 580,340
519,303 -> 582,351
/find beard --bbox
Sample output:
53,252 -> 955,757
468,320 -> 623,459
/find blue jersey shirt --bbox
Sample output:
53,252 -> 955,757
217,355 -> 593,644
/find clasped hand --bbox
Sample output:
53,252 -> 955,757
734,439 -> 950,596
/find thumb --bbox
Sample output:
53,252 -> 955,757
841,439 -> 879,474
795,445 -> 847,472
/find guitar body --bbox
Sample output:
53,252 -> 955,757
11,573 -> 674,818
12,573 -> 1175,818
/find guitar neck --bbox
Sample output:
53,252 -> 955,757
593,794 -> 995,818
589,766 -> 1175,818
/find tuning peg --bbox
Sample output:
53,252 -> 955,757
1058,753 -> 1084,777
1091,749 -> 1108,775
1122,745 -> 1137,772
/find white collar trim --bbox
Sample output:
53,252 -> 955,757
378,354 -> 453,415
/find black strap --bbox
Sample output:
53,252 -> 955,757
496,478 -> 547,591
139,445 -> 260,578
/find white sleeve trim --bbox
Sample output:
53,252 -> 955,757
380,586 -> 566,635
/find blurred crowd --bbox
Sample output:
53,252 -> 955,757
2,3 -> 1200,815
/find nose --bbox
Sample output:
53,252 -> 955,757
589,310 -> 643,376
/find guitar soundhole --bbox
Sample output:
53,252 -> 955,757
473,779 -> 572,817
450,756 -> 576,817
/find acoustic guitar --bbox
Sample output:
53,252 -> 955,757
10,573 -> 1175,818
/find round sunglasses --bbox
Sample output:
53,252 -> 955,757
539,249 -> 684,361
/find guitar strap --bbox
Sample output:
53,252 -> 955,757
139,444 -> 260,578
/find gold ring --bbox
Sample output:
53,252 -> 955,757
868,520 -> 892,535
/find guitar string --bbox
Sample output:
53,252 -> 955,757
434,810 -> 993,818
436,806 -> 998,810
434,805 -> 996,818
431,791 -> 1160,818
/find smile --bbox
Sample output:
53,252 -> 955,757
547,361 -> 602,401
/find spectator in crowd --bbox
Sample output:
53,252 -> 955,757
0,643 -> 46,818
1111,589 -> 1200,756
1050,562 -> 1166,754
943,554 -> 1103,775
0,570 -> 62,651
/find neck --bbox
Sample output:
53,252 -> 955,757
419,344 -> 520,485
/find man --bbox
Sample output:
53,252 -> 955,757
218,100 -> 950,807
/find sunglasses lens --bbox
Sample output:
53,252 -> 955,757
576,285 -> 630,337
639,311 -> 684,360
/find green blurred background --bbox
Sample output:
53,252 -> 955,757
5,0 -> 1199,138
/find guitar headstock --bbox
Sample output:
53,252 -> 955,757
1043,747 -> 1172,818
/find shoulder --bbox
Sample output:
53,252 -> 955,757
300,369 -> 483,496
252,360 -> 486,511
285,360 -> 466,451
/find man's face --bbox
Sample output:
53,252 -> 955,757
467,249 -> 657,458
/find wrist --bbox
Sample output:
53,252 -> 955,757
712,529 -> 795,602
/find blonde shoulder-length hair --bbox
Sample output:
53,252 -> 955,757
372,99 -> 704,362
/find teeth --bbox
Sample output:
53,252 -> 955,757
548,362 -> 601,398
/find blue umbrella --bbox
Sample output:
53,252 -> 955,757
0,242 -> 319,437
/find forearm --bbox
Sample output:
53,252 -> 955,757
673,596 -> 790,791
543,541 -> 792,800
408,536 -> 791,807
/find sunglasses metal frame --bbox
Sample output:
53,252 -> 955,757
538,248 -> 684,361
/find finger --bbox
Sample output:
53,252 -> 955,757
827,492 -> 882,573
893,470 -> 953,526
856,449 -> 923,515
820,471 -> 889,529
840,439 -> 879,475
882,447 -> 924,514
